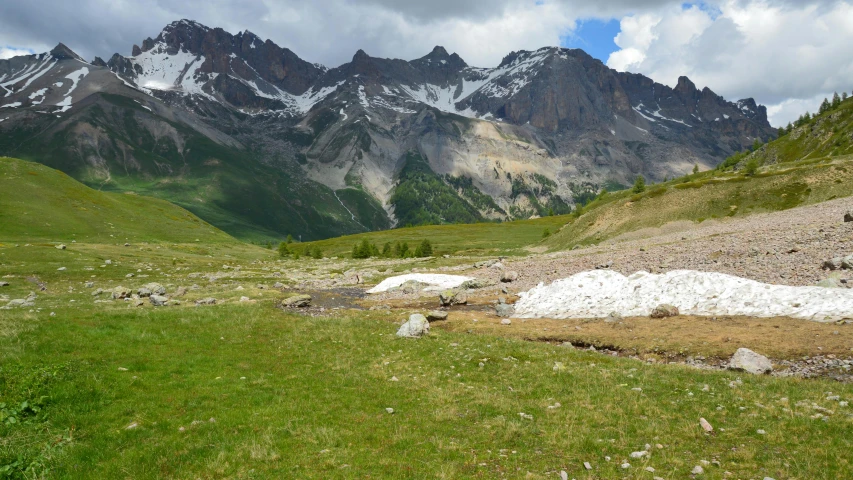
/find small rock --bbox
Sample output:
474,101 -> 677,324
495,303 -> 515,318
385,408 -> 394,414
560,470 -> 569,480
125,422 -> 139,430
112,286 -> 131,300
604,312 -> 623,323
650,304 -> 679,318
621,463 -> 631,469
0,282 -> 8,287
105,260 -> 112,265
195,297 -> 216,305
239,296 -> 251,302
500,271 -> 518,282
55,244 -> 66,250
174,286 -> 188,297
645,466 -> 655,473
824,257 -> 844,270
273,282 -> 284,289
473,259 -> 499,268
756,429 -> 766,435
629,451 -> 648,459
426,310 -> 448,321
845,211 -> 853,222
700,417 -> 713,432
84,281 -> 94,288
396,314 -> 430,338
281,294 -> 312,308
595,260 -> 613,269
149,295 -> 169,306
57,267 -> 66,271
728,347 -> 773,374
691,465 -> 704,475
583,462 -> 592,470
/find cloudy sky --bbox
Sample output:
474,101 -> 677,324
2,0 -> 851,126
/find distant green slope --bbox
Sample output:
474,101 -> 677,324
0,157 -> 235,243
543,154 -> 853,250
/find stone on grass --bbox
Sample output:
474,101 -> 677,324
495,303 -> 515,318
474,259 -> 499,268
604,312 -> 623,323
396,314 -> 429,338
84,281 -> 94,288
55,244 -> 66,250
728,347 -> 772,374
149,295 -> 169,306
273,282 -> 285,289
281,294 -> 311,308
112,286 -> 131,300
700,417 -> 713,432
691,465 -> 704,475
426,310 -> 448,321
195,297 -> 216,306
500,271 -> 518,282
439,290 -> 467,307
0,281 -> 8,287
500,318 -> 512,325
460,278 -> 490,289
650,304 -> 679,318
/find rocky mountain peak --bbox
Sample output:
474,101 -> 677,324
50,43 -> 85,62
674,76 -> 698,98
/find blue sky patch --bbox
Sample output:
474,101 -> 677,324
560,18 -> 621,63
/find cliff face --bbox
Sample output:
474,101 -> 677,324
0,19 -> 776,240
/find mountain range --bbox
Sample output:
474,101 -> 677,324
0,19 -> 776,241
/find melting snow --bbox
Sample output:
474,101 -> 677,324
54,66 -> 89,112
513,270 -> 853,322
367,274 -> 475,294
339,108 -> 348,121
0,102 -> 22,108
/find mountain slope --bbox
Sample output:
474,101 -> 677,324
0,156 -> 234,243
0,19 -> 776,240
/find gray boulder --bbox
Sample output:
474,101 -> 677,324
495,303 -> 515,318
650,304 -> 679,318
426,310 -> 448,321
281,294 -> 312,308
843,255 -> 853,270
604,312 -> 624,323
55,244 -> 66,250
140,283 -> 166,296
84,281 -> 94,288
149,295 -> 169,306
195,297 -> 217,306
728,348 -> 772,374
460,278 -> 490,289
824,257 -> 844,270
500,271 -> 519,283
273,282 -> 285,289
474,259 -> 499,268
112,286 -> 131,300
845,211 -> 853,222
0,281 -> 8,287
439,290 -> 467,306
396,314 -> 430,338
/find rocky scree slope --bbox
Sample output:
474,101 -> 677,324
0,19 -> 775,240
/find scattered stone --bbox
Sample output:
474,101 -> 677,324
629,451 -> 648,459
369,305 -> 391,311
134,298 -> 144,307
495,303 -> 515,318
239,296 -> 251,302
195,298 -> 217,306
117,367 -> 128,371
91,288 -> 103,296
490,262 -> 505,270
460,278 -> 490,289
104,260 -> 112,265
0,282 -> 8,287
845,211 -> 853,222
473,259 -> 499,268
500,318 -> 512,325
281,294 -> 312,308
149,295 -> 168,306
57,267 -> 66,271
125,273 -> 135,278
273,282 -> 284,289
138,282 -> 165,297
604,312 -> 623,323
112,286 -> 131,300
650,304 -> 679,318
728,348 -> 773,374
645,466 -> 655,473
691,465 -> 704,475
824,257 -> 844,270
595,260 -> 613,269
396,314 -> 430,338
583,462 -> 592,470
84,281 -> 94,288
426,310 -> 448,321
500,271 -> 519,282
55,244 -> 66,250
385,408 -> 394,414
174,286 -> 188,297
439,290 -> 467,306
560,470 -> 569,480
621,463 -> 631,469
125,422 -> 139,430
700,417 -> 713,432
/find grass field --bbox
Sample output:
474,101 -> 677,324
2,250 -> 852,478
0,157 -> 235,245
3,150 -> 853,478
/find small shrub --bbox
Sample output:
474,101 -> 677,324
743,158 -> 760,176
311,246 -> 323,259
278,242 -> 290,257
632,175 -> 646,194
542,228 -> 551,238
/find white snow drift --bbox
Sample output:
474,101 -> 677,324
367,274 -> 473,294
513,270 -> 853,323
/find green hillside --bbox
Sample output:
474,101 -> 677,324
0,157 -> 235,244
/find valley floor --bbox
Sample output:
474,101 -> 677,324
2,196 -> 853,478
